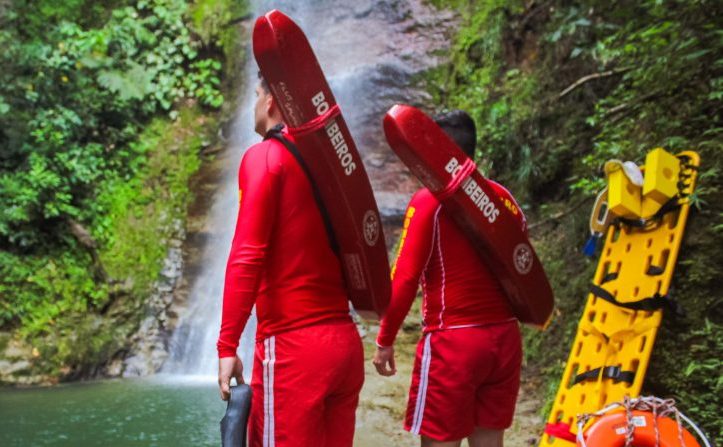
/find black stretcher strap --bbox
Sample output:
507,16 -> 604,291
614,197 -> 681,228
573,365 -> 635,385
589,284 -> 673,312
601,272 -> 618,284
264,125 -> 340,255
603,265 -> 663,282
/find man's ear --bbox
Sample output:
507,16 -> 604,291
265,94 -> 276,116
267,94 -> 283,121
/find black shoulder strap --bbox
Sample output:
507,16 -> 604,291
264,125 -> 340,255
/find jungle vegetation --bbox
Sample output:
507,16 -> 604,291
0,0 -> 246,379
426,0 -> 721,441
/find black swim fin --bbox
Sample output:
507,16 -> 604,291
220,384 -> 252,447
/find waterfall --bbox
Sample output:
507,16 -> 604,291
160,50 -> 258,378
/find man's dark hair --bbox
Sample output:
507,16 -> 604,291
433,110 -> 476,158
258,71 -> 270,93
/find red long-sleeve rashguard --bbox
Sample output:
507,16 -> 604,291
377,182 -> 526,347
217,133 -> 350,358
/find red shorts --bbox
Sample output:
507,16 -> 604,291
404,321 -> 522,441
248,320 -> 364,447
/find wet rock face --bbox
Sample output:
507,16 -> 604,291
0,335 -> 34,385
107,224 -> 186,378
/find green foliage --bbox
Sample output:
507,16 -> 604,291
37,312 -> 127,378
650,318 -> 723,442
0,106 -> 212,376
188,0 -> 249,96
0,0 -> 224,248
429,0 -> 722,441
11,0 -> 131,32
425,0 -> 572,202
98,108 -> 207,297
0,249 -> 108,332
0,0 -> 237,378
189,0 -> 247,47
184,59 -> 224,108
574,0 -> 722,195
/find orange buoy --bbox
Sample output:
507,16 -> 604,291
581,410 -> 701,447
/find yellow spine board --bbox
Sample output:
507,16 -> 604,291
539,151 -> 699,447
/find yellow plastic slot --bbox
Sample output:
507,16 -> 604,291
539,151 -> 699,447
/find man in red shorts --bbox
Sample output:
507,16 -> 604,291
217,74 -> 364,447
373,110 -> 526,447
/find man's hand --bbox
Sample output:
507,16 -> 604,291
218,356 -> 244,401
372,345 -> 396,376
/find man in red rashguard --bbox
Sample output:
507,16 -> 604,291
217,74 -> 364,447
373,110 -> 526,447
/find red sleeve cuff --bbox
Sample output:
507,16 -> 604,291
376,332 -> 395,348
217,340 -> 239,358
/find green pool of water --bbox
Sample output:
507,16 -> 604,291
0,376 -> 225,447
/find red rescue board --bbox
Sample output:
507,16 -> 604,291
383,105 -> 553,326
253,10 -> 390,319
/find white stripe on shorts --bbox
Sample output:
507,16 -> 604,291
411,333 -> 432,434
263,336 -> 276,447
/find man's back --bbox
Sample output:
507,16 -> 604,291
378,187 -> 516,346
219,136 -> 349,352
424,188 -> 515,328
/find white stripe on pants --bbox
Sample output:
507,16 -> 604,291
411,333 -> 432,434
263,336 -> 276,447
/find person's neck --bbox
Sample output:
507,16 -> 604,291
265,119 -> 283,134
